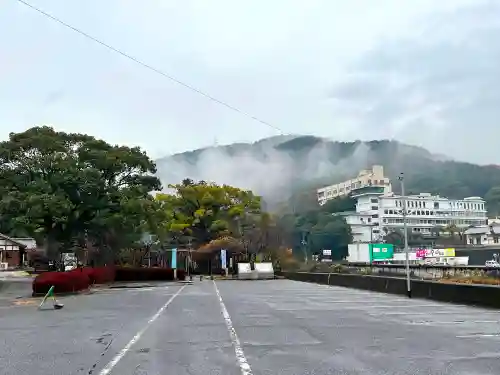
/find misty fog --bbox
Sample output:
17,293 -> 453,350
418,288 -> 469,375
155,136 -> 392,205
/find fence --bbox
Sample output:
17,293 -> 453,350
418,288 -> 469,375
315,263 -> 500,281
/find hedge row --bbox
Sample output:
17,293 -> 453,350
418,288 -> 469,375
32,266 -> 186,295
115,267 -> 186,282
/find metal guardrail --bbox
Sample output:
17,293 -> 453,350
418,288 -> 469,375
311,263 -> 500,281
345,262 -> 494,270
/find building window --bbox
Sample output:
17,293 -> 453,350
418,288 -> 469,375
495,237 -> 499,244
372,214 -> 378,218
384,209 -> 388,214
371,198 -> 378,203
434,202 -> 439,209
371,206 -> 378,210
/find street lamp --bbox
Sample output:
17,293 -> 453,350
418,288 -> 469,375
398,173 -> 411,298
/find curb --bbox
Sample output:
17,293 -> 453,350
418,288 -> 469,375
32,288 -> 91,297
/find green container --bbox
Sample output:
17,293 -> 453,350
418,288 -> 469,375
369,243 -> 394,262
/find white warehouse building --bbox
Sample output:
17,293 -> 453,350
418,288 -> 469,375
338,186 -> 487,243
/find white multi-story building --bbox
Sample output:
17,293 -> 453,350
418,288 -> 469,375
317,165 -> 391,205
339,186 -> 487,243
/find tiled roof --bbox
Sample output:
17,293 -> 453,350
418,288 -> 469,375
0,233 -> 27,248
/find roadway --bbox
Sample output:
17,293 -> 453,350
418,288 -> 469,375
1,279 -> 500,374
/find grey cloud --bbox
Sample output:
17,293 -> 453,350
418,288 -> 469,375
330,1 -> 500,163
2,0 -> 499,166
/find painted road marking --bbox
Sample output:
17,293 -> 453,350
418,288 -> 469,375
13,299 -> 38,306
98,285 -> 185,375
411,320 -> 500,325
457,333 -> 500,338
214,280 -> 253,375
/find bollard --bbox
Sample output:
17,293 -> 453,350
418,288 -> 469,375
199,275 -> 203,281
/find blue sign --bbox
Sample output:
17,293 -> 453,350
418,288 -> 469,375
171,248 -> 177,269
221,249 -> 227,268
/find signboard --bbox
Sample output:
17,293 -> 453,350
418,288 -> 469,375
171,248 -> 177,269
425,248 -> 455,257
393,252 -> 419,261
370,243 -> 394,261
415,249 -> 427,259
221,249 -> 227,268
322,249 -> 331,256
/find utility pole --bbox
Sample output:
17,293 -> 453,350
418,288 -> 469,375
399,172 -> 411,298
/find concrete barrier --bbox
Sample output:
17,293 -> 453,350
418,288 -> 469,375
254,263 -> 274,279
281,272 -> 500,309
238,262 -> 275,280
237,263 -> 252,280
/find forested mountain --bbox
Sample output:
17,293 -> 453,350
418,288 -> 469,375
156,135 -> 500,215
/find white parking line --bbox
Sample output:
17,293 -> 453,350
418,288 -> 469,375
213,280 -> 253,375
411,320 -> 500,325
98,286 -> 185,375
456,333 -> 500,338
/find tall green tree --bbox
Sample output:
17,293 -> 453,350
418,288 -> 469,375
276,196 -> 353,261
0,126 -> 161,260
155,181 -> 262,247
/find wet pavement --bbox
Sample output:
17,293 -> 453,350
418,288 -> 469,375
1,279 -> 500,374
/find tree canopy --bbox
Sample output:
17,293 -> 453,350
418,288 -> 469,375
276,196 -> 354,261
0,126 -> 161,261
155,179 -> 262,247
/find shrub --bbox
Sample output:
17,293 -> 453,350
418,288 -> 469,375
33,270 -> 90,295
114,267 -> 177,282
280,257 -> 301,271
440,276 -> 500,285
88,266 -> 116,284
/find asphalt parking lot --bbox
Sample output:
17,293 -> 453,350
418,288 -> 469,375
2,279 -> 500,374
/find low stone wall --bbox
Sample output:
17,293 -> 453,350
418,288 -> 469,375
281,272 -> 500,309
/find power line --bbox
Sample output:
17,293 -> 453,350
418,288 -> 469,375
15,0 -> 284,134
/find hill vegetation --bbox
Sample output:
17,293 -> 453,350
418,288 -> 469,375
156,135 -> 500,216
3,129 -> 500,267
0,127 -> 351,265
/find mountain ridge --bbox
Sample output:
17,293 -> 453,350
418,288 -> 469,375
155,135 -> 500,211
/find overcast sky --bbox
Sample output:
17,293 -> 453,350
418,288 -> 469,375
1,0 -> 499,163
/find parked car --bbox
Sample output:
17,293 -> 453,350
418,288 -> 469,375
485,260 -> 500,268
